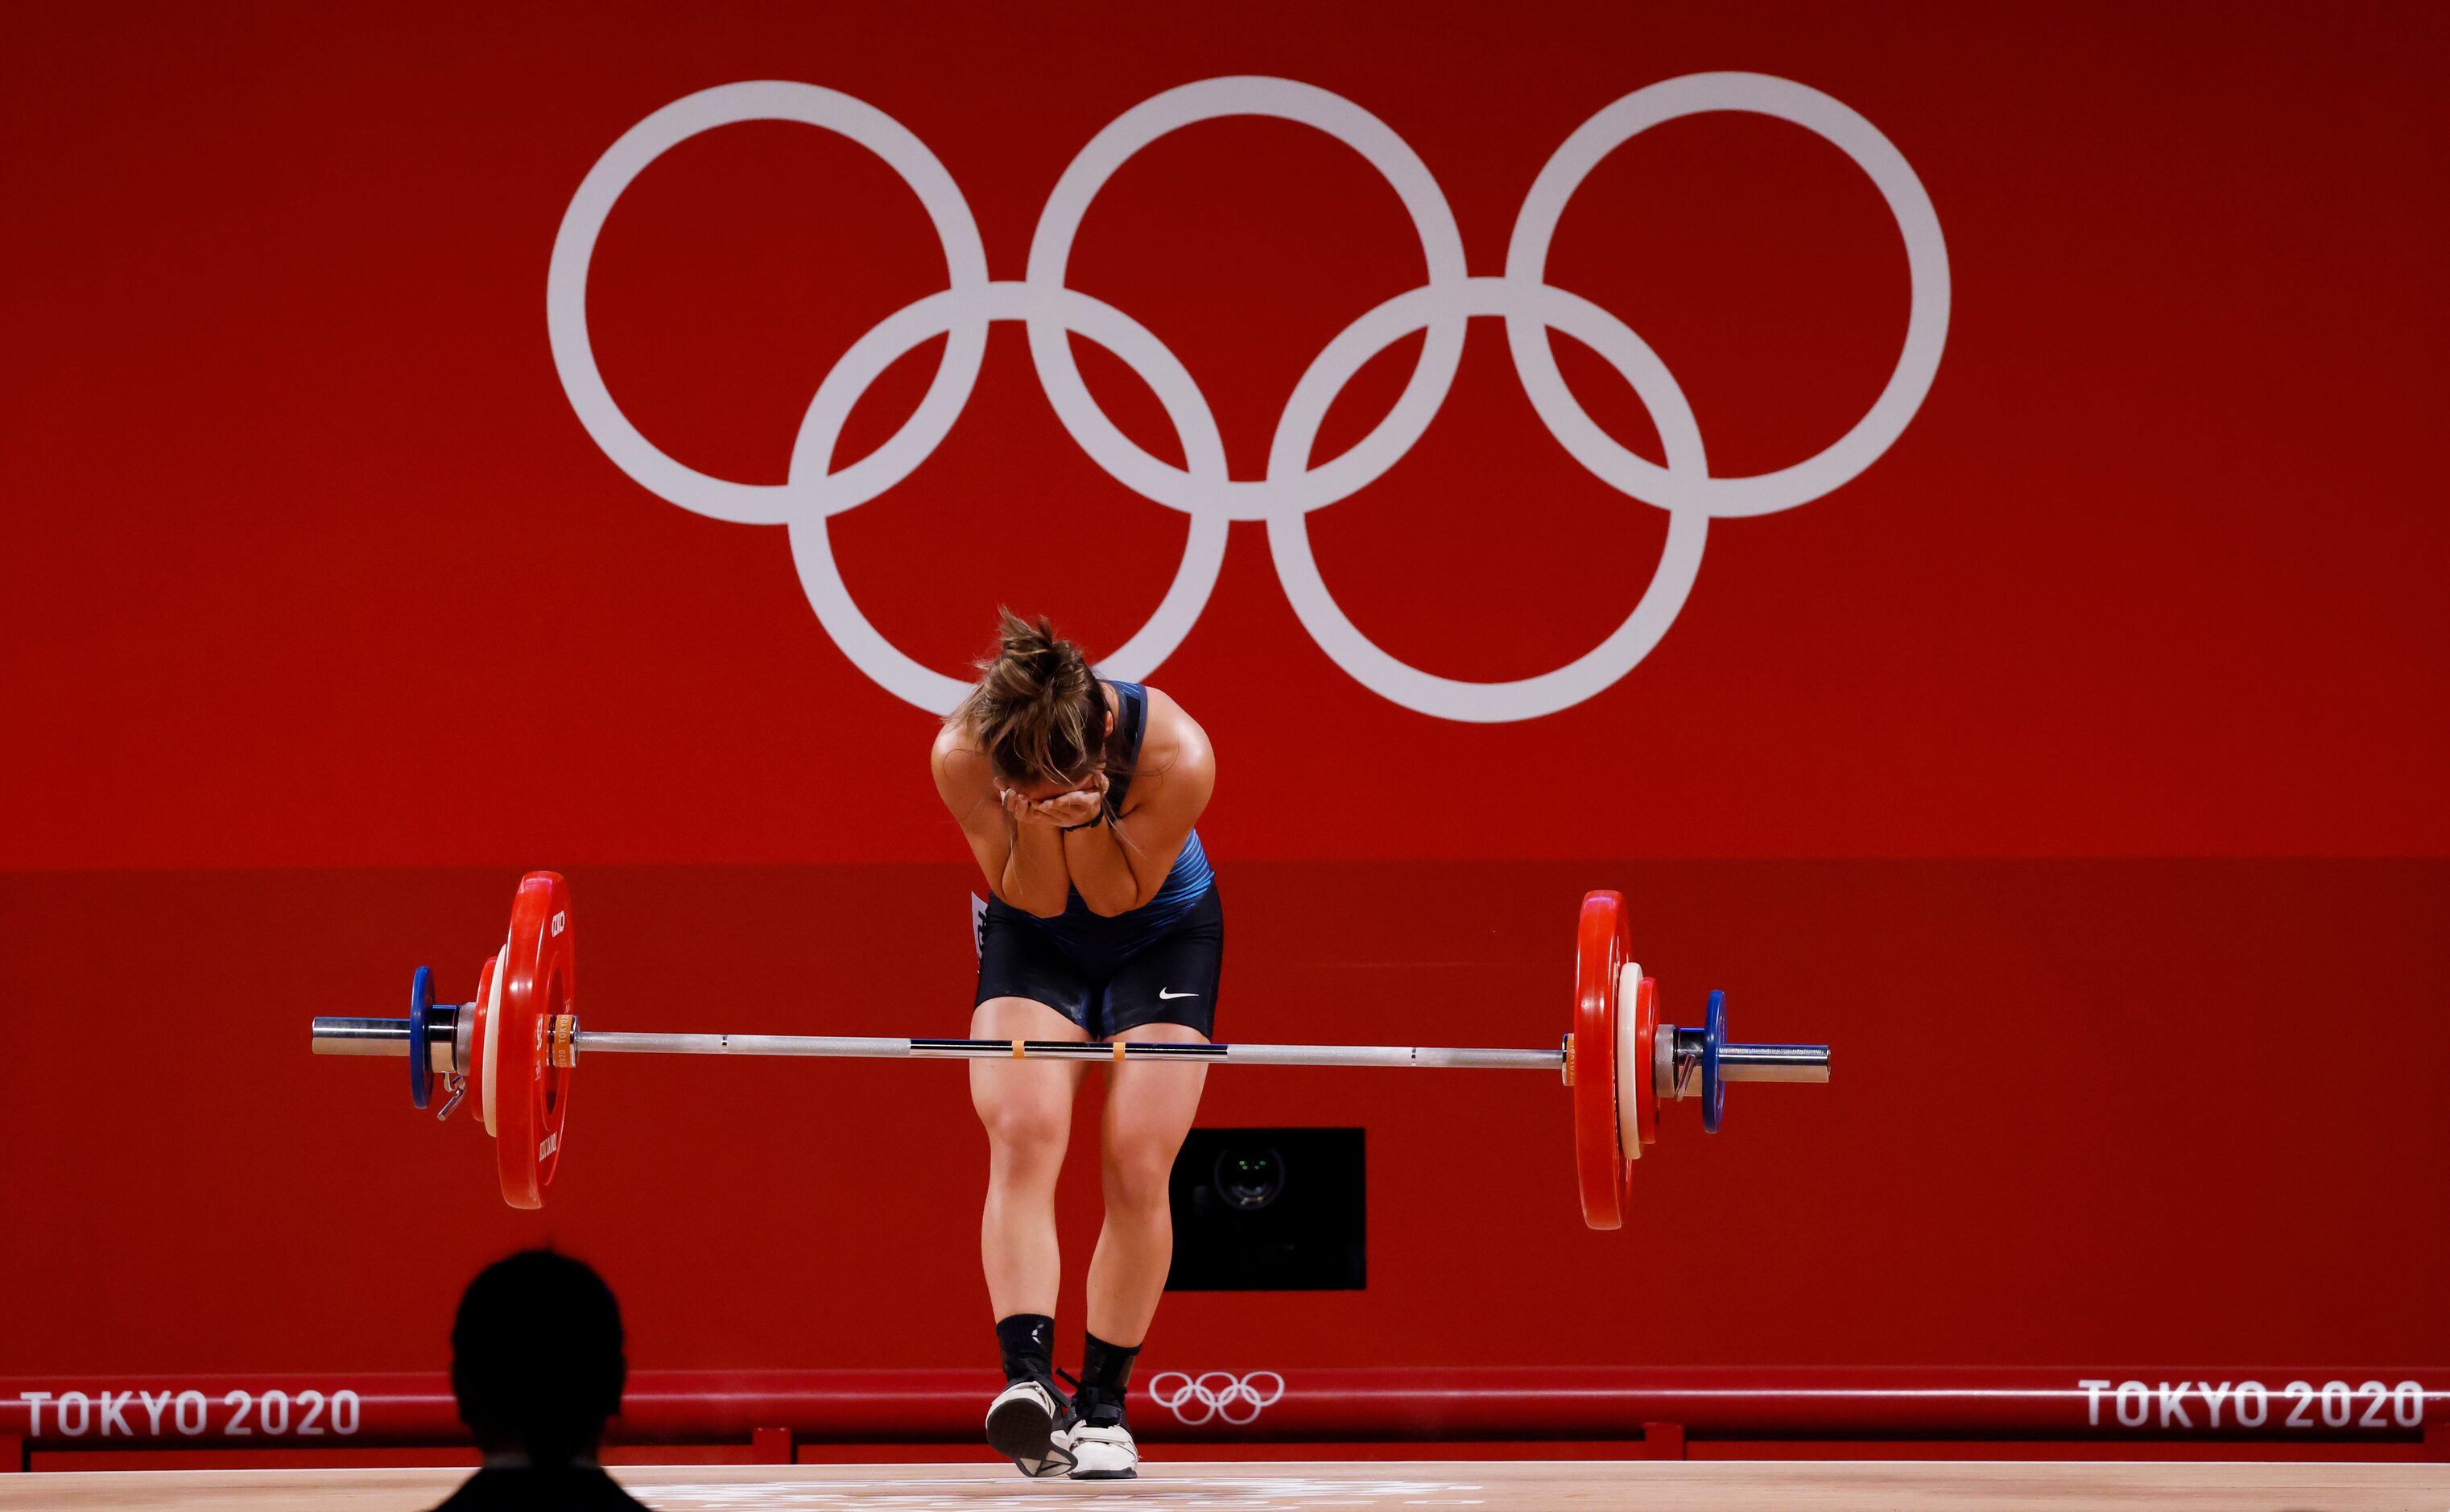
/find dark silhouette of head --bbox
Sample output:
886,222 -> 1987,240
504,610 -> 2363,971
450,1250 -> 626,1465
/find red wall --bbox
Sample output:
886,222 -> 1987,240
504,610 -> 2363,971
6,0 -> 2446,867
4,0 -> 2445,1382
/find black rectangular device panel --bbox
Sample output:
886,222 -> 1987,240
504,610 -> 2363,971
1165,1126 -> 1365,1291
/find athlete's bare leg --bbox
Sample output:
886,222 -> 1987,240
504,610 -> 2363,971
1084,1020 -> 1209,1346
970,996 -> 1089,1318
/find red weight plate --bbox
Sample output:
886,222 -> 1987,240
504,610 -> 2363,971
1572,890 -> 1630,1229
1613,967 -> 1646,1161
468,951 -> 501,1135
1633,975 -> 1659,1148
494,871 -> 576,1210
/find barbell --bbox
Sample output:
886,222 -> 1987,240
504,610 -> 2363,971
308,873 -> 1832,1228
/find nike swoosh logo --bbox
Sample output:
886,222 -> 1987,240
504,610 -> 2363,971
1158,989 -> 1200,1000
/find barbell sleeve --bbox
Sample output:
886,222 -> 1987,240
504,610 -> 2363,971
1715,1043 -> 1834,1082
312,1018 -> 425,1055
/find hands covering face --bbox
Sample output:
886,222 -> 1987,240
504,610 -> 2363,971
1000,772 -> 1109,830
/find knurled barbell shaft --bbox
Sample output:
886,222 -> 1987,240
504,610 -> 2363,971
308,1016 -> 1831,1080
588,1031 -> 1563,1069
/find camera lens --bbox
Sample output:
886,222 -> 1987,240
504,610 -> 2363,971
1213,1145 -> 1285,1211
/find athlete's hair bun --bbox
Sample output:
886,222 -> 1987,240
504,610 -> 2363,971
956,609 -> 1108,787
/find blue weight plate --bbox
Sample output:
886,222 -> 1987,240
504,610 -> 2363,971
409,965 -> 435,1111
1701,989 -> 1727,1134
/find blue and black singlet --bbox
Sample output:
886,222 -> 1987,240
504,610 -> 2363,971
972,680 -> 1222,1039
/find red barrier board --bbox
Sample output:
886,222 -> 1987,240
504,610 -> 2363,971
4,1369 -> 2444,1452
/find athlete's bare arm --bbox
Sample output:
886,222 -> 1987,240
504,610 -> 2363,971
931,726 -> 1074,918
1064,687 -> 1214,917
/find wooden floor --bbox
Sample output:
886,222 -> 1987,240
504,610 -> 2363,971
3,1460 -> 2445,1511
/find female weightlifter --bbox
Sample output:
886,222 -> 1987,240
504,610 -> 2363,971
929,611 -> 1220,1481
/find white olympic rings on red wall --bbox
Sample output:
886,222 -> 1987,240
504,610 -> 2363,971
547,74 -> 1949,721
1145,1369 -> 1287,1426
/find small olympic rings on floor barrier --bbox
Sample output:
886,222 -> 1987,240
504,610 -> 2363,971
1146,1371 -> 1288,1426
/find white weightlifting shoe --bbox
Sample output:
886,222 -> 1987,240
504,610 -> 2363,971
1062,1388 -> 1138,1480
1064,1419 -> 1139,1479
985,1376 -> 1076,1478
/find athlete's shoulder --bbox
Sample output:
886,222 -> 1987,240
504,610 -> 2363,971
1134,685 -> 1206,751
931,721 -> 992,794
1110,685 -> 1213,837
932,715 -> 984,761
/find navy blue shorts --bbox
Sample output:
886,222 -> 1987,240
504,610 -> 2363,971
973,885 -> 1222,1040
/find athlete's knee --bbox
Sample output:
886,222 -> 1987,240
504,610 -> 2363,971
981,1093 -> 1072,1156
1101,1140 -> 1178,1213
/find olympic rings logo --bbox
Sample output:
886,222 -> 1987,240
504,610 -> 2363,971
1144,1369 -> 1287,1426
547,74 -> 1949,722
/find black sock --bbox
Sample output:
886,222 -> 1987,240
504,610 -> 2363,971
995,1313 -> 1056,1384
1080,1332 -> 1139,1391
1076,1332 -> 1140,1422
